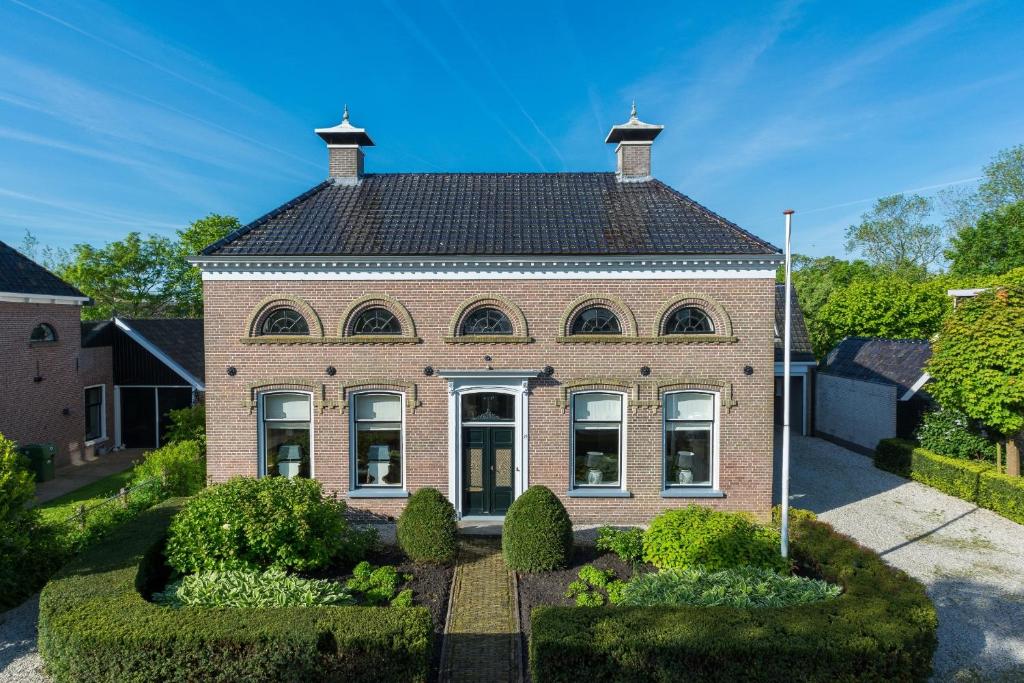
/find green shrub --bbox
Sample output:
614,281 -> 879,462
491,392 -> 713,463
565,565 -> 622,607
530,517 -> 937,682
164,403 -> 206,452
131,439 -> 206,500
977,469 -> 1024,525
165,477 -> 347,573
39,500 -> 432,683
771,505 -> 817,528
154,567 -> 353,608
346,561 -> 413,606
617,566 -> 840,608
595,526 -> 644,568
916,408 -> 996,461
502,486 -> 573,572
874,437 -> 916,477
396,487 -> 457,564
642,506 -> 789,573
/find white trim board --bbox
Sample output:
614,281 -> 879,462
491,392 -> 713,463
900,373 -> 930,402
113,317 -> 205,391
0,291 -> 89,305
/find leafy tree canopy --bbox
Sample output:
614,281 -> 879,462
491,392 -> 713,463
946,200 -> 1024,277
941,143 -> 1024,233
844,194 -> 944,272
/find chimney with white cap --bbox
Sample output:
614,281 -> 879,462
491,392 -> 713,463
605,101 -> 664,181
315,105 -> 374,182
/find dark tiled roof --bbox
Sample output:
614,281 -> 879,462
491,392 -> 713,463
774,284 -> 815,363
821,337 -> 931,395
202,174 -> 780,257
81,320 -> 114,348
0,240 -> 85,298
122,318 -> 205,383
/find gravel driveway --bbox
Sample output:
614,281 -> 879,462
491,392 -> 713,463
0,596 -> 44,683
787,433 -> 1024,682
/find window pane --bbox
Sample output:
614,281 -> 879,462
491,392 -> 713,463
571,307 -> 621,334
356,424 -> 401,486
665,425 -> 712,486
265,421 -> 310,478
461,307 -> 513,335
461,393 -> 515,422
574,426 -> 620,486
665,393 -> 714,421
573,393 -> 621,422
355,394 -> 402,421
353,307 -> 401,335
264,393 -> 311,421
260,308 -> 309,335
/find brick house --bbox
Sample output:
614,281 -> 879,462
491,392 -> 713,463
192,105 -> 783,523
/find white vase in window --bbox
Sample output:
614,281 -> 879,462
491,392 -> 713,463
277,444 -> 303,478
676,451 -> 695,485
367,444 -> 391,485
585,451 -> 604,485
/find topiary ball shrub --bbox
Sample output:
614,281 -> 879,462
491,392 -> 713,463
397,487 -> 457,564
502,485 -> 572,572
643,505 -> 789,573
165,476 -> 347,574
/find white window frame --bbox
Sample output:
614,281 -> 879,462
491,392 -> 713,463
569,390 -> 629,496
661,390 -> 721,495
349,390 -> 406,496
84,384 -> 107,445
257,390 -> 315,479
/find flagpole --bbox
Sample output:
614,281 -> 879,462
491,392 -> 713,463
781,209 -> 794,558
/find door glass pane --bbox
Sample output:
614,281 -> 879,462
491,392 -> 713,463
665,392 -> 714,421
264,393 -> 311,420
461,393 -> 515,422
573,425 -> 620,487
573,393 -> 621,422
265,421 -> 310,478
665,425 -> 712,486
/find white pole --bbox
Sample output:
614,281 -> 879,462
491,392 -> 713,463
781,209 -> 794,558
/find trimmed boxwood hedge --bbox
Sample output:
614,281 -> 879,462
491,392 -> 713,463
38,499 -> 432,683
530,517 -> 937,682
875,438 -> 1024,524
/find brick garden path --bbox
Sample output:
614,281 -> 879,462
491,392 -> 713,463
441,537 -> 520,683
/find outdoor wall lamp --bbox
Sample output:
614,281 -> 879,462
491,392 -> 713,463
226,366 -> 237,376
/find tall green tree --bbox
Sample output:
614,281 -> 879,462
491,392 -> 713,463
779,255 -> 885,322
941,143 -> 1024,232
165,214 -> 240,317
946,200 -> 1024,276
844,194 -> 944,273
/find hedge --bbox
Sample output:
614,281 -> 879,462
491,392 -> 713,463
530,517 -> 937,682
875,438 -> 1024,524
39,499 -> 432,683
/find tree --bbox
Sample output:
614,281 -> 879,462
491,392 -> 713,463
844,194 -> 944,273
941,143 -> 1024,233
946,200 -> 1024,276
780,255 -> 884,320
811,276 -> 949,357
165,214 -> 240,317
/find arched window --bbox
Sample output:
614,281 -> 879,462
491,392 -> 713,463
352,307 -> 401,335
570,307 -> 621,334
663,307 -> 714,335
260,308 -> 309,336
461,307 -> 513,335
30,323 -> 57,342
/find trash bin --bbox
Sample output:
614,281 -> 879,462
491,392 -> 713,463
18,443 -> 56,482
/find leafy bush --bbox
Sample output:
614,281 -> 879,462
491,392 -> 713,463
595,526 -> 644,569
164,403 -> 206,452
131,439 -> 206,500
916,408 -> 995,461
771,505 -> 817,528
565,565 -> 624,607
530,516 -> 937,682
642,506 -> 789,573
502,485 -> 573,572
39,500 -> 433,683
154,567 -> 353,608
346,561 -> 413,606
397,487 -> 457,564
977,469 -> 1024,525
617,566 -> 840,608
165,476 -> 348,573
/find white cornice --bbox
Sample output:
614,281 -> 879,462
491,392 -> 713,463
0,291 -> 89,305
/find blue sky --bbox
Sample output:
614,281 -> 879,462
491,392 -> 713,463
0,0 -> 1022,257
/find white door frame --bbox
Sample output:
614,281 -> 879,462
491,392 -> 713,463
438,369 -> 541,519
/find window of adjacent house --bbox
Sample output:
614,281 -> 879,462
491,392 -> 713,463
261,393 -> 312,478
84,386 -> 104,441
30,323 -> 57,342
570,306 -> 621,334
352,307 -> 401,335
461,307 -> 513,335
353,393 -> 403,488
663,307 -> 714,334
259,308 -> 309,335
664,392 -> 715,488
571,392 -> 623,488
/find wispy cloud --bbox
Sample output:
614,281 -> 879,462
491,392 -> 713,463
801,175 -> 982,215
0,187 -> 181,230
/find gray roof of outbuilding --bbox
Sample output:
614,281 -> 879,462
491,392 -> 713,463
201,173 -> 780,258
774,284 -> 816,363
820,337 -> 931,395
121,318 -> 205,383
0,240 -> 85,298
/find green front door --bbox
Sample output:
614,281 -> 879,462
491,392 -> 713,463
462,426 -> 515,516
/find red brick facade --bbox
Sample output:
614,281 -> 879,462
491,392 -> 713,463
203,277 -> 775,523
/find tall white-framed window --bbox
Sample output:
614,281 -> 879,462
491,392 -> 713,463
259,391 -> 313,479
351,392 -> 404,490
663,391 -> 717,490
570,391 -> 626,491
84,385 -> 106,443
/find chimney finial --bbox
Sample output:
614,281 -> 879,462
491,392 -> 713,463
630,99 -> 638,121
342,104 -> 350,125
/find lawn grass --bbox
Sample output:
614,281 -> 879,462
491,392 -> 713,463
36,467 -> 137,524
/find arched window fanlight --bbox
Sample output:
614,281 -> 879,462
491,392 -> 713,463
260,308 -> 309,335
570,306 -> 621,334
664,307 -> 714,335
30,323 -> 57,342
352,307 -> 402,335
461,307 -> 513,335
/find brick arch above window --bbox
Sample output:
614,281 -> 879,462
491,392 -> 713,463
244,295 -> 324,340
338,294 -> 420,344
555,377 -> 641,412
339,380 -> 421,414
558,294 -> 638,340
656,378 -> 737,413
445,294 -> 532,344
653,294 -> 734,339
244,379 -> 333,413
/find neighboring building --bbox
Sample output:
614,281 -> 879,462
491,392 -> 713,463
815,337 -> 932,453
773,284 -> 816,436
192,105 -> 784,523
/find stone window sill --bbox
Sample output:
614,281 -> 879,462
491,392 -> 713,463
556,335 -> 738,344
348,488 -> 409,499
240,335 -> 420,345
567,488 -> 632,498
443,335 -> 533,344
661,488 -> 725,498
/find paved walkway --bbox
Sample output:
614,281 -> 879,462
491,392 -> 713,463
441,538 -> 519,683
34,449 -> 143,504
787,433 -> 1024,681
